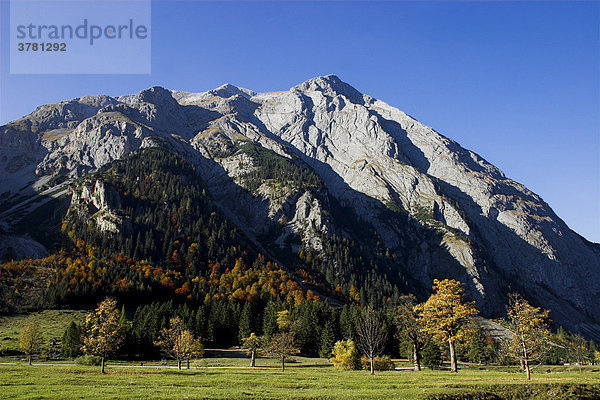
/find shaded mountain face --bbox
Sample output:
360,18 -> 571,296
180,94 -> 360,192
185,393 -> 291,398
1,75 -> 599,338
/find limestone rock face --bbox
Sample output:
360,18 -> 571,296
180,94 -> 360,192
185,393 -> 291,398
1,75 -> 599,338
69,179 -> 130,235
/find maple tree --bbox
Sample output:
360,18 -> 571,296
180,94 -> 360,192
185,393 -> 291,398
241,333 -> 263,367
330,340 -> 360,370
416,279 -> 478,372
505,293 -> 550,380
396,294 -> 428,371
266,331 -> 297,372
355,307 -> 386,375
19,320 -> 45,365
81,297 -> 125,373
154,317 -> 203,370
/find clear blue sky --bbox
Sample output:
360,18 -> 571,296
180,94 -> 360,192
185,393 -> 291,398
1,1 -> 598,242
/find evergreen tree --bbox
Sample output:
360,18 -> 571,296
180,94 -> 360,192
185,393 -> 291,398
422,341 -> 443,370
62,321 -> 82,359
238,302 -> 252,343
468,324 -> 486,364
319,320 -> 336,358
262,302 -> 278,339
339,305 -> 354,340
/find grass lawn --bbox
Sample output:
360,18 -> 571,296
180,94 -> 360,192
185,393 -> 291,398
0,309 -> 89,352
1,356 -> 599,400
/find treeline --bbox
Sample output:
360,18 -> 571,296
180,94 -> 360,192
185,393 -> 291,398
13,280 -> 600,379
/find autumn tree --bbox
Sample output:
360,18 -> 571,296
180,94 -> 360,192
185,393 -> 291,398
416,279 -> 479,372
266,331 -> 297,372
355,307 -> 386,375
330,340 -> 360,370
241,333 -> 262,367
181,330 -> 204,369
396,294 -> 428,371
505,293 -> 551,380
155,317 -> 203,369
82,297 -> 125,373
19,320 -> 44,365
276,310 -> 292,332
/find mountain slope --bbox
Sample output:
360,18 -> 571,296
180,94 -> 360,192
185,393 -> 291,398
1,76 -> 598,338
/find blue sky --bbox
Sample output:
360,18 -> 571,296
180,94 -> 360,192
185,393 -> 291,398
1,1 -> 599,242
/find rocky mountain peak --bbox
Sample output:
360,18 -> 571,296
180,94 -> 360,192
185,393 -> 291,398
292,74 -> 365,104
207,83 -> 255,99
119,86 -> 179,108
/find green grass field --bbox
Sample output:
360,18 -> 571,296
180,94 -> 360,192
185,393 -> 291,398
2,311 -> 599,399
1,356 -> 599,400
0,309 -> 88,352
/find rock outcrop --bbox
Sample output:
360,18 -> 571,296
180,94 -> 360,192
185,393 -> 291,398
68,179 -> 131,235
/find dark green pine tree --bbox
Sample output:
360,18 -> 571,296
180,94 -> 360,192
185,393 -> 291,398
61,321 -> 82,358
119,304 -> 128,325
468,325 -> 487,364
422,341 -> 443,370
238,302 -> 253,343
339,305 -> 355,340
319,320 -> 336,358
262,302 -> 279,340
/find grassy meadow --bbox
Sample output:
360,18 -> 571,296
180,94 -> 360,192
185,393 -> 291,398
0,309 -> 88,352
2,311 -> 599,399
1,355 -> 599,400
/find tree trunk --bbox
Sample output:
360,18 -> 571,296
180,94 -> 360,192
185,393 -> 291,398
251,350 -> 256,367
177,359 -> 182,370
281,356 -> 285,372
522,340 -> 530,380
101,356 -> 105,374
28,355 -> 32,366
449,339 -> 457,373
519,358 -> 525,371
413,342 -> 421,371
187,359 -> 190,369
370,357 -> 374,375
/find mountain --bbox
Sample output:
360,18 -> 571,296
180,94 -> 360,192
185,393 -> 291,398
1,75 -> 599,339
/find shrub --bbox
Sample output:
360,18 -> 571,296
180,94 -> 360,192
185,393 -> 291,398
361,355 -> 396,371
75,354 -> 102,366
330,340 -> 360,370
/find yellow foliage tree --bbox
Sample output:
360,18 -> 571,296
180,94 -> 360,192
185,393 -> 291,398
154,317 -> 204,370
416,279 -> 478,372
330,340 -> 360,370
82,297 -> 125,373
276,310 -> 292,332
19,320 -> 44,365
241,332 -> 262,367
